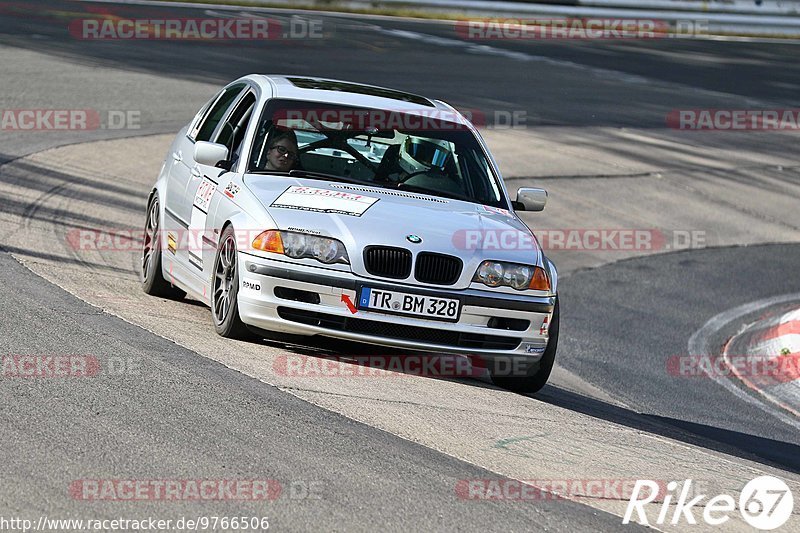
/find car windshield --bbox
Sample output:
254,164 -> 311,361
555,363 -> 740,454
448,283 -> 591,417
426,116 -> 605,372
248,99 -> 507,207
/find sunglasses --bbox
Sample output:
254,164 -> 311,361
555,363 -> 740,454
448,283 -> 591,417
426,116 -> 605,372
270,145 -> 298,161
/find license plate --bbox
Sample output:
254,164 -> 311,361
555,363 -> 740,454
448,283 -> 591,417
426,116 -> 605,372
358,287 -> 461,322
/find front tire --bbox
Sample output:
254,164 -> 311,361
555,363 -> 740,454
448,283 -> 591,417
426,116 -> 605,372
490,299 -> 559,394
141,193 -> 185,299
211,225 -> 254,339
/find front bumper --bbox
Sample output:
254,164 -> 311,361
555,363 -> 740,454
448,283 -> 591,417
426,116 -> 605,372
237,253 -> 555,360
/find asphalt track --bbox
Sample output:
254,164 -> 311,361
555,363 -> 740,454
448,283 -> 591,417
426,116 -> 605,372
558,244 -> 800,469
0,251 -> 633,531
2,0 -> 800,531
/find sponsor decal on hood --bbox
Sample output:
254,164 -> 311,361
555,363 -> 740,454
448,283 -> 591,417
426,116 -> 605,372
270,185 -> 379,217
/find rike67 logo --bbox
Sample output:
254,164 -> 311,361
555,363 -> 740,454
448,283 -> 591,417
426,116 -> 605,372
624,476 -> 794,530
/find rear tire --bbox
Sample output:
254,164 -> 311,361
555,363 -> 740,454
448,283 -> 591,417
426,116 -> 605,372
211,225 -> 255,340
490,299 -> 559,394
141,193 -> 186,299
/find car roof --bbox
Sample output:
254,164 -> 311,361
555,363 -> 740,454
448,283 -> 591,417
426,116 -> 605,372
243,74 -> 468,124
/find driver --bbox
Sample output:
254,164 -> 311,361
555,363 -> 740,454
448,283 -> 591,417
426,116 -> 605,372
264,129 -> 299,172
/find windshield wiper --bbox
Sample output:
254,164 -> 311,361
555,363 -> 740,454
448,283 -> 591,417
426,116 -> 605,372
248,169 -> 289,175
288,170 -> 368,185
247,169 -> 363,184
392,184 -> 473,203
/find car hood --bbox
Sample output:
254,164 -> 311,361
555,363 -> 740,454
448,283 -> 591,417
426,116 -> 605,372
244,175 -> 542,283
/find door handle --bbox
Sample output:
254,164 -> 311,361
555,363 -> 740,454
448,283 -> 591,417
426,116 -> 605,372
172,150 -> 182,162
190,167 -> 202,179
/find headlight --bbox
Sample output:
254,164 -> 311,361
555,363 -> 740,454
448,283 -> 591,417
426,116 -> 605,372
476,261 -> 504,287
252,230 -> 349,265
473,261 -> 550,291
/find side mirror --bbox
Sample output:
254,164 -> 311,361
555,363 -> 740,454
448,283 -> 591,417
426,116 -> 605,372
194,141 -> 229,167
514,187 -> 547,212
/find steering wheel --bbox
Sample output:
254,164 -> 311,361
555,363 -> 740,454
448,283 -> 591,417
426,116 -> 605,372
302,126 -> 381,173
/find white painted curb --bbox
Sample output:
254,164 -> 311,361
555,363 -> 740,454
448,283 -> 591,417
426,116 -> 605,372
723,306 -> 800,417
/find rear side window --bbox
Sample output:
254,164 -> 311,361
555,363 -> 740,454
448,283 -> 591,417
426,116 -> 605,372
215,92 -> 257,156
194,84 -> 245,142
187,90 -> 220,140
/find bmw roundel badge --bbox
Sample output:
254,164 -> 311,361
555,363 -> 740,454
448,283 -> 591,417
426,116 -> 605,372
406,234 -> 422,244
